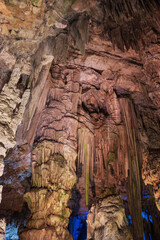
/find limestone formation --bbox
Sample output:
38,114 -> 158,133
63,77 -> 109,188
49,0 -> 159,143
0,0 -> 160,240
87,195 -> 133,240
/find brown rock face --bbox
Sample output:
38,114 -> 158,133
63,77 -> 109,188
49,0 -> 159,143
20,228 -> 73,240
87,195 -> 133,240
0,0 -> 160,240
0,144 -> 31,214
20,145 -> 76,239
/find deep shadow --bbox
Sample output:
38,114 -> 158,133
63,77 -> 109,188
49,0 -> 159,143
123,185 -> 160,240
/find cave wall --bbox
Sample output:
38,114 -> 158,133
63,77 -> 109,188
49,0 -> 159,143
0,0 -> 160,239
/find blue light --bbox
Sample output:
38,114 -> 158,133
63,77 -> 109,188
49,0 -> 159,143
126,211 -> 153,226
5,223 -> 19,240
69,212 -> 88,240
142,190 -> 153,199
126,214 -> 132,225
142,211 -> 153,223
122,196 -> 127,201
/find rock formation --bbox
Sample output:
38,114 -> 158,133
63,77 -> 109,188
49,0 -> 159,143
87,195 -> 133,240
0,0 -> 160,239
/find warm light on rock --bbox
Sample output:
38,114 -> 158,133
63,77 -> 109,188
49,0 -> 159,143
0,1 -> 160,240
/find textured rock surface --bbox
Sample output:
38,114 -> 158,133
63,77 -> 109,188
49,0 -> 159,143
0,144 -> 31,214
20,227 -> 73,240
0,218 -> 5,240
87,195 -> 133,240
0,0 -> 160,240
20,144 -> 76,239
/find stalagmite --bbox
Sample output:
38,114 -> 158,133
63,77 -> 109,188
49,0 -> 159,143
0,0 -> 160,240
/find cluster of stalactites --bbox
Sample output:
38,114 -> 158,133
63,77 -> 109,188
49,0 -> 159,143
103,0 -> 160,22
77,98 -> 144,239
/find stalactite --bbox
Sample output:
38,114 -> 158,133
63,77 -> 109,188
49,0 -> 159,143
77,128 -> 94,206
85,143 -> 90,206
70,13 -> 89,55
103,0 -> 160,21
120,98 -> 143,240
